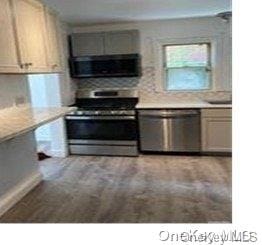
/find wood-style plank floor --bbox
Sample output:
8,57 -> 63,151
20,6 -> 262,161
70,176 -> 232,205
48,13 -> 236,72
0,155 -> 232,223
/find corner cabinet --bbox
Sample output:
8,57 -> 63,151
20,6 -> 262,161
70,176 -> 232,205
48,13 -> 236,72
201,109 -> 232,153
0,0 -> 62,74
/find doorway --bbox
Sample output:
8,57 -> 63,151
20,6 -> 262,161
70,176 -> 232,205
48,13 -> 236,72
28,74 -> 68,157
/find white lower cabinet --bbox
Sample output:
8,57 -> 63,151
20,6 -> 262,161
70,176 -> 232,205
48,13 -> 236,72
201,109 -> 232,152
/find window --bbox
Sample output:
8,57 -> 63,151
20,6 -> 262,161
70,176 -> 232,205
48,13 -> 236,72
164,43 -> 211,91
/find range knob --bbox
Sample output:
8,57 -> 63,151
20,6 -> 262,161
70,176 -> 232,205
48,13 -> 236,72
76,111 -> 84,115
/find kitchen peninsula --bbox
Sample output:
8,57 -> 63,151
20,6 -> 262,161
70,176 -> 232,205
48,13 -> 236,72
0,106 -> 75,216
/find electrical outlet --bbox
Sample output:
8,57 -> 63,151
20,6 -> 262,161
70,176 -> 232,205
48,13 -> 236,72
14,96 -> 26,106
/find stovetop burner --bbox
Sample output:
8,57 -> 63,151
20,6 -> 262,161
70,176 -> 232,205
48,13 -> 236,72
69,89 -> 139,116
77,105 -> 135,111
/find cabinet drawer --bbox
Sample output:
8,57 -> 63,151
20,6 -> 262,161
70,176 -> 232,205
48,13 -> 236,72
201,109 -> 232,118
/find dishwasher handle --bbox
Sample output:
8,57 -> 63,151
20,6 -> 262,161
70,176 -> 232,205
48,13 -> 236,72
139,110 -> 200,118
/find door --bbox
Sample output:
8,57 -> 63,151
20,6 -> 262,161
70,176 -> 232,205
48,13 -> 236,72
202,118 -> 232,152
104,30 -> 139,55
201,109 -> 232,152
70,33 -> 105,56
45,8 -> 61,72
0,0 -> 21,73
66,117 -> 137,141
12,0 -> 48,72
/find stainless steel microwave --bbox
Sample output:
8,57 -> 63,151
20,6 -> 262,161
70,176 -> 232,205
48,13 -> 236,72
69,54 -> 141,78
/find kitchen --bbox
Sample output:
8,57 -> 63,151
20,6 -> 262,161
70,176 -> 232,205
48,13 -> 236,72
0,0 -> 232,223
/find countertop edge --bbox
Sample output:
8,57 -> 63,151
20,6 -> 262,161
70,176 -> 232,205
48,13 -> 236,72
0,107 -> 76,144
136,103 -> 232,109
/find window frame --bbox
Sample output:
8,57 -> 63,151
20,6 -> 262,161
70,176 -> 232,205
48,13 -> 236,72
154,36 -> 223,93
163,43 -> 212,91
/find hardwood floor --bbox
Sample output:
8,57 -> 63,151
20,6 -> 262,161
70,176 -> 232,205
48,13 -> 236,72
0,155 -> 232,223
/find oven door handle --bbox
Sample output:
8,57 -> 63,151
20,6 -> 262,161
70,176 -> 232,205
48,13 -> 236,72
66,115 -> 135,120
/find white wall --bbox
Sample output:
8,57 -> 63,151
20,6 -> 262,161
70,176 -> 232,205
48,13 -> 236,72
0,75 -> 30,109
28,75 -> 52,141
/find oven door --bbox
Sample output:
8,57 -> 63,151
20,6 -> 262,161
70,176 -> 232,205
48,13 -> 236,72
66,115 -> 138,142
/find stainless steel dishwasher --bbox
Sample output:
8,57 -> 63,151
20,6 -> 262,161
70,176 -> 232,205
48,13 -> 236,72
138,109 -> 200,152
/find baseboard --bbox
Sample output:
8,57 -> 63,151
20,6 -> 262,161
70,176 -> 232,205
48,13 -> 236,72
49,149 -> 68,158
201,152 -> 232,157
0,171 -> 42,217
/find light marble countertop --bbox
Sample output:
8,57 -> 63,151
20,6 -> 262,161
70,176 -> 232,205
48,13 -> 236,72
136,101 -> 232,109
0,106 -> 76,144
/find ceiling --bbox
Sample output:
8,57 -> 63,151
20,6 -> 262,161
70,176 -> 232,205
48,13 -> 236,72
42,0 -> 232,25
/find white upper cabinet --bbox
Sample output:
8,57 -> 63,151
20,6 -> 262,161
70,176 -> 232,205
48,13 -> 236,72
44,7 -> 62,72
0,0 -> 22,73
12,0 -> 49,73
0,0 -> 63,74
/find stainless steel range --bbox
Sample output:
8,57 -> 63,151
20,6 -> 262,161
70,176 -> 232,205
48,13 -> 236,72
65,89 -> 139,156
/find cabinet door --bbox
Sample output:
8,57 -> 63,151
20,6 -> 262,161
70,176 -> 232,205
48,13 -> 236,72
12,0 -> 48,72
202,117 -> 232,152
45,8 -> 61,72
70,33 -> 105,56
0,0 -> 21,73
104,30 -> 139,55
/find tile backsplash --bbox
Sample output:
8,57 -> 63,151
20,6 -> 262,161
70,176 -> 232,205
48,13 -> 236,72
76,67 -> 231,102
77,76 -> 139,90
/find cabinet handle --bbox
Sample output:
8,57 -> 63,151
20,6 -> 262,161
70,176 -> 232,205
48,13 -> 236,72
20,63 -> 28,69
52,64 -> 58,68
20,63 -> 32,69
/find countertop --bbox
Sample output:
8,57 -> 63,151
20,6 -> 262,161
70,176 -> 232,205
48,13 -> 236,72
0,106 -> 76,144
136,101 -> 232,109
